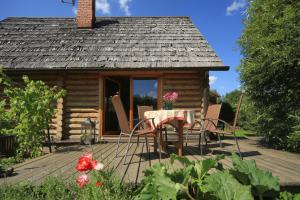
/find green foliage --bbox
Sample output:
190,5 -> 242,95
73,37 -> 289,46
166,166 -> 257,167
221,90 -> 257,131
136,153 -> 285,200
0,157 -> 17,171
135,164 -> 180,200
230,154 -> 280,199
136,154 -> 224,200
287,112 -> 300,152
278,191 -> 300,200
238,0 -> 300,151
0,100 -> 15,135
76,169 -> 135,200
0,177 -> 73,200
0,170 -> 134,200
203,171 -> 253,200
0,72 -> 66,158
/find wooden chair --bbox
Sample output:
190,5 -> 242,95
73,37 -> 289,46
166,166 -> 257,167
185,104 -> 222,154
112,95 -> 161,165
209,93 -> 244,158
187,94 -> 244,158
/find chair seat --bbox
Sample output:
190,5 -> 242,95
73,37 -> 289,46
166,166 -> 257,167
188,128 -> 204,132
135,129 -> 157,136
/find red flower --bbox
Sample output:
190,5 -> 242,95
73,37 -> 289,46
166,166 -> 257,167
76,174 -> 89,188
76,156 -> 94,171
76,153 -> 104,172
96,181 -> 104,187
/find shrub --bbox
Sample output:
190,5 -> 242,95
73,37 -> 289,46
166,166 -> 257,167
0,69 -> 66,158
135,153 -> 283,200
287,112 -> 300,153
238,0 -> 300,151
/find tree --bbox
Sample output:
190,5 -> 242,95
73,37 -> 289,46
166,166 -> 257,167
221,90 -> 256,131
238,0 -> 300,151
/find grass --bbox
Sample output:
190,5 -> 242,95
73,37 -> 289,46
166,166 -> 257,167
234,129 -> 256,137
0,169 -> 136,200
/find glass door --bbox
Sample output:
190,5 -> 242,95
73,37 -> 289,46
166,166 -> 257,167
104,77 -> 130,134
133,79 -> 158,125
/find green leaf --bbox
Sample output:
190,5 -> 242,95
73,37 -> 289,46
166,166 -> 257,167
204,171 -> 254,200
194,158 -> 219,180
136,164 -> 180,200
170,153 -> 194,167
277,191 -> 300,200
230,153 -> 257,184
249,168 -> 280,195
230,153 -> 280,197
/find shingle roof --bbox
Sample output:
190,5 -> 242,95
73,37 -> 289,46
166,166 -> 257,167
0,17 -> 228,70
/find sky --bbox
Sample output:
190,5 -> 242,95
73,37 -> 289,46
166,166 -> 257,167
0,0 -> 248,96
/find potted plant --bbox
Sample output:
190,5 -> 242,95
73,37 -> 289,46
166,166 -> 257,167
163,92 -> 178,110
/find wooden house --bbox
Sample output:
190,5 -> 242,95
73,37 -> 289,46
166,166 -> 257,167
0,0 -> 228,140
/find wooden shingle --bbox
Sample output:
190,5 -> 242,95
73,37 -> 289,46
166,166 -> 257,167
0,17 -> 228,70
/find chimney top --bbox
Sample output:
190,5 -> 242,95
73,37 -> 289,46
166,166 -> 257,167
76,0 -> 95,29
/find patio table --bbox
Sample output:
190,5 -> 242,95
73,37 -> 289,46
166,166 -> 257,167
144,109 -> 195,156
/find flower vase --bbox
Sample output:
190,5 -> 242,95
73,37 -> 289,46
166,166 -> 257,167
164,102 -> 173,110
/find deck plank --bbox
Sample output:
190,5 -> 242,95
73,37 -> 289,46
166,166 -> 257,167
1,137 -> 300,187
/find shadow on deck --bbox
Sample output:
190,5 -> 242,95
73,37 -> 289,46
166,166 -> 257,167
1,137 -> 300,191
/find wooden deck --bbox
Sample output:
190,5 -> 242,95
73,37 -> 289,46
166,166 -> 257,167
1,137 -> 300,188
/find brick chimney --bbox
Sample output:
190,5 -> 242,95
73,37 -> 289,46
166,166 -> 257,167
76,0 -> 95,28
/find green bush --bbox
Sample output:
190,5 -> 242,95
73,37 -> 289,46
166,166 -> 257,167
287,112 -> 300,153
0,69 -> 66,158
238,0 -> 300,151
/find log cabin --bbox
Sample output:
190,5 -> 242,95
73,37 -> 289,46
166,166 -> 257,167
0,0 -> 228,140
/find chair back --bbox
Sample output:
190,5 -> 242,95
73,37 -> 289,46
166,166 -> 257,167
137,106 -> 153,121
232,93 -> 244,130
112,95 -> 130,134
137,106 -> 153,129
204,104 -> 222,132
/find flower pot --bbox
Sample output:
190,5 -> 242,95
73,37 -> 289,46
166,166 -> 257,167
164,102 -> 173,110
0,134 -> 16,156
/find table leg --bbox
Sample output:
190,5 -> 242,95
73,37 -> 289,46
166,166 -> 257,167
178,120 -> 183,156
159,126 -> 166,152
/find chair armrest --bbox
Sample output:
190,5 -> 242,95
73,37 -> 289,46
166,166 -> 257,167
205,118 -> 234,131
131,118 -> 157,135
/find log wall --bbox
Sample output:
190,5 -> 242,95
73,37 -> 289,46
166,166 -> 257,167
63,72 -> 99,139
162,71 -> 207,121
1,70 -> 209,139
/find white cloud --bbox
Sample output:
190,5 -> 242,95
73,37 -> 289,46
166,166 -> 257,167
154,82 -> 157,89
209,76 -> 217,85
96,0 -> 111,15
72,7 -> 77,15
147,90 -> 157,98
119,0 -> 132,16
226,0 -> 247,16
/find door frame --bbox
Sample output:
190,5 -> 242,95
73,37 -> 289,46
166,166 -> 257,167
103,77 -> 122,135
98,72 -> 163,137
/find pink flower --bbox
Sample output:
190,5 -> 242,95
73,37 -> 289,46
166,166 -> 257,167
76,174 -> 89,188
76,153 -> 104,172
93,161 -> 104,170
163,92 -> 178,103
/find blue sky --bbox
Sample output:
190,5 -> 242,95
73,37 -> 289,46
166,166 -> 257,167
0,0 -> 247,96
